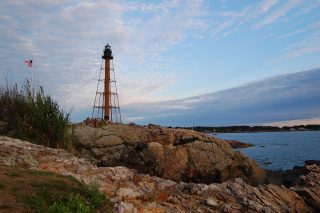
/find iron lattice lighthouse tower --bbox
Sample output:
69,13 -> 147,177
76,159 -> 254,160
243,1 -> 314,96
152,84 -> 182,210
92,44 -> 121,123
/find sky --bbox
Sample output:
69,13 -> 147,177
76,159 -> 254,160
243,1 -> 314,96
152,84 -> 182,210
123,68 -> 320,126
0,0 -> 320,125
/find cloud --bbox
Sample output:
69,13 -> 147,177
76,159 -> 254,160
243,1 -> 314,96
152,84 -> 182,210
258,0 -> 278,14
0,0 -> 319,123
264,118 -> 320,127
122,68 -> 320,126
0,0 -> 208,112
209,0 -> 279,39
255,0 -> 301,29
281,32 -> 320,59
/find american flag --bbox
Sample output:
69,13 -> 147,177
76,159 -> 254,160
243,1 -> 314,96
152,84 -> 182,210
24,59 -> 32,68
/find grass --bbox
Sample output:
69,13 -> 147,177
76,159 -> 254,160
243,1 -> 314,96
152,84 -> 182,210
0,165 -> 114,212
26,169 -> 56,177
48,194 -> 91,213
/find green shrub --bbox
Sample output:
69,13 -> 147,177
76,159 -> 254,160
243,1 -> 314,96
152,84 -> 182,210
0,80 -> 70,148
48,194 -> 91,213
23,179 -> 111,212
82,182 -> 107,208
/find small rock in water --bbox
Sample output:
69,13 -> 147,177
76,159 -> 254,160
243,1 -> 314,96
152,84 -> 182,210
206,197 -> 219,207
263,161 -> 272,165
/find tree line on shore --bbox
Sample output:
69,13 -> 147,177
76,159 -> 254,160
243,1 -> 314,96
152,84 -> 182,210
174,125 -> 320,133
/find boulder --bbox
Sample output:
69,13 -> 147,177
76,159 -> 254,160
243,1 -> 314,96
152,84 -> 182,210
95,135 -> 123,147
73,124 -> 266,185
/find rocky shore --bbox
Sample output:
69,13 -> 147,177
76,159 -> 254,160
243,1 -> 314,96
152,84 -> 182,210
0,122 -> 319,212
73,122 -> 264,185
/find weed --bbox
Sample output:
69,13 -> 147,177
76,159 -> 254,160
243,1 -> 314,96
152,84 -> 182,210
23,192 -> 47,211
25,178 -> 112,212
82,182 -> 107,208
48,194 -> 91,213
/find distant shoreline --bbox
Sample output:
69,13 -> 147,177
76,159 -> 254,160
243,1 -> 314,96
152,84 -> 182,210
174,124 -> 320,133
213,129 -> 320,134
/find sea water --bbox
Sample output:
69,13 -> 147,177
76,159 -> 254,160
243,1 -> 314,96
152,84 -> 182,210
215,131 -> 320,170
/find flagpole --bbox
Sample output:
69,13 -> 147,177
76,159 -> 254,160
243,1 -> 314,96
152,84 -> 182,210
32,58 -> 34,98
24,59 -> 34,97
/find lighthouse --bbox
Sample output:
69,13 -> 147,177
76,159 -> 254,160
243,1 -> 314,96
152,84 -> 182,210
92,44 -> 121,123
102,44 -> 113,121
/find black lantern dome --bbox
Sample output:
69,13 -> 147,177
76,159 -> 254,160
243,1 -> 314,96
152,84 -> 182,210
102,44 -> 113,59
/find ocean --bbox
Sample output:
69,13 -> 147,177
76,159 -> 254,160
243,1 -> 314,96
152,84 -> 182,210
215,131 -> 320,170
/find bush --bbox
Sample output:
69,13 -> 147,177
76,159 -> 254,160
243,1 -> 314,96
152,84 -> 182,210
48,194 -> 91,213
82,182 -> 107,208
0,80 -> 70,148
24,179 -> 111,213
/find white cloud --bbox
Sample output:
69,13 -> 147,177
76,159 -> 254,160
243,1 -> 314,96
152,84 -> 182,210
255,0 -> 301,29
209,0 -> 279,39
0,0 -> 209,115
282,32 -> 320,59
264,118 -> 320,127
122,69 -> 320,125
258,0 -> 278,14
1,0 -> 319,123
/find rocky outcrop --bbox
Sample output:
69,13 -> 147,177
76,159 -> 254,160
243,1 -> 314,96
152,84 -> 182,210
0,136 -> 318,212
73,123 -> 265,185
266,160 -> 320,187
291,164 -> 320,211
226,139 -> 253,148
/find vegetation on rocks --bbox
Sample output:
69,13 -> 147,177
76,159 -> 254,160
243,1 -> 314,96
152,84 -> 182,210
0,81 -> 70,148
0,165 -> 113,212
